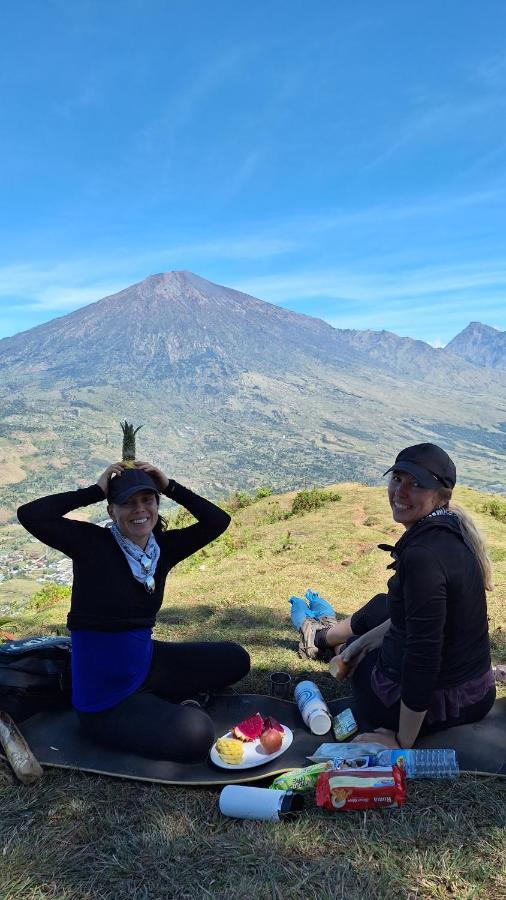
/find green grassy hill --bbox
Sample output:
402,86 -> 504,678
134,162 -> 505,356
5,482 -> 505,681
1,483 -> 505,899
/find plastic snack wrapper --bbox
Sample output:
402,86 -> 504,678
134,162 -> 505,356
270,762 -> 331,793
316,765 -> 407,811
331,755 -> 372,769
307,742 -> 388,763
332,708 -> 358,741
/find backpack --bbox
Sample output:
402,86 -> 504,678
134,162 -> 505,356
0,635 -> 72,722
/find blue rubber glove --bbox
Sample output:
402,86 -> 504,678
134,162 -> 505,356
305,589 -> 336,619
289,595 -> 312,630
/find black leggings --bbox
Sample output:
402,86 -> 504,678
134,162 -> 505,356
77,640 -> 250,763
348,594 -> 496,733
350,592 -> 389,635
351,646 -> 496,734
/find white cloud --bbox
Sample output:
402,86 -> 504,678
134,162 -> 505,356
236,261 -> 506,304
0,261 -> 128,313
365,87 -> 506,171
0,233 -> 297,316
24,282 -> 127,312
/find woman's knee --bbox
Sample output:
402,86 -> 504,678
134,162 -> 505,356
223,641 -> 250,681
169,707 -> 215,763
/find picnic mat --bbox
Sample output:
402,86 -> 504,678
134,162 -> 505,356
9,694 -> 506,785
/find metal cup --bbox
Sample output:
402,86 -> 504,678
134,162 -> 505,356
270,671 -> 292,699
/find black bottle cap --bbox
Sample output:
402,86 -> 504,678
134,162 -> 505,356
279,790 -> 304,818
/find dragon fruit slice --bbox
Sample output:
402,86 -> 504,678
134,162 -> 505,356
262,716 -> 284,734
232,712 -> 264,742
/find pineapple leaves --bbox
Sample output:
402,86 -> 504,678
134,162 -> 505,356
120,421 -> 143,464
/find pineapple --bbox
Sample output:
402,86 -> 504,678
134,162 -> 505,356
120,421 -> 142,468
215,737 -> 244,764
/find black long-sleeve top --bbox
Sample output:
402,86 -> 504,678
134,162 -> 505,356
378,515 -> 491,711
17,481 -> 231,632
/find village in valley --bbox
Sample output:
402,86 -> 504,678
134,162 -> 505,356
0,543 -> 72,588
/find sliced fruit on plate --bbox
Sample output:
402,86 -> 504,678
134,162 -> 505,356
215,737 -> 244,764
262,716 -> 284,734
232,712 -> 264,741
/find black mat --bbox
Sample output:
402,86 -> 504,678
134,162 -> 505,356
9,695 -> 506,785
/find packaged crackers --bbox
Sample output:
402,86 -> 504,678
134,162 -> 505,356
316,764 -> 406,811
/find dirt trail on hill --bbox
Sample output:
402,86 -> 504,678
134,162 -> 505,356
351,505 -> 366,526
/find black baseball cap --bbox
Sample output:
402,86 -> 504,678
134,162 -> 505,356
383,443 -> 457,490
107,468 -> 160,505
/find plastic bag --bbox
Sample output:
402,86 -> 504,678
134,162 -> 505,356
307,741 -> 389,762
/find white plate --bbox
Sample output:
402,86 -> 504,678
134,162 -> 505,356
210,725 -> 294,770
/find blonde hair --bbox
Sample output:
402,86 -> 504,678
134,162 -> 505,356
437,489 -> 494,591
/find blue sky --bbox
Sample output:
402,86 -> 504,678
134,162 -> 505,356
1,0 -> 505,346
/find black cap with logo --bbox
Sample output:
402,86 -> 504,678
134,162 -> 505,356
383,443 -> 457,490
107,468 -> 160,505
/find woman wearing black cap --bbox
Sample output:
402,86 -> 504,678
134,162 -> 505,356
17,461 -> 250,763
291,443 -> 495,749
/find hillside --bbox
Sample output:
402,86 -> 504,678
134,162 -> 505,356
5,482 -> 505,665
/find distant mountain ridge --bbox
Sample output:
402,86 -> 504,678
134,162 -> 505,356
0,271 -> 504,514
445,321 -> 506,369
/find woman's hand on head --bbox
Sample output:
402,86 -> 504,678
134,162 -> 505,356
96,463 -> 125,496
131,461 -> 170,492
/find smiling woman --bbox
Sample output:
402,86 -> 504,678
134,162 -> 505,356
17,461 -> 250,763
387,472 -> 441,528
292,443 -> 496,750
109,489 -> 160,546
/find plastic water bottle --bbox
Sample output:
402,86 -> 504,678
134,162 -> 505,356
294,681 -> 332,735
375,748 -> 459,779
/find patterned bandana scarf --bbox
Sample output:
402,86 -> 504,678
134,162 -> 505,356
109,523 -> 160,593
423,505 -> 457,520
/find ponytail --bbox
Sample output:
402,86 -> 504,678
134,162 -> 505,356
449,503 -> 494,591
437,488 -> 494,591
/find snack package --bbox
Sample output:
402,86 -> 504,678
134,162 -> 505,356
332,708 -> 358,741
307,741 -> 388,762
330,755 -> 372,769
270,762 -> 331,793
316,765 -> 407,811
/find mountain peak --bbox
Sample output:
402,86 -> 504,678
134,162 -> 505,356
445,321 -> 506,369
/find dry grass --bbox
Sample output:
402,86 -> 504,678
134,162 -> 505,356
1,483 -> 505,899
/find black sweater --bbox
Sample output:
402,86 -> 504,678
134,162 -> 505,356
379,515 -> 491,711
17,482 -> 231,632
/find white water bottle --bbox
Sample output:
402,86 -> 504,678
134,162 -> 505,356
294,680 -> 332,735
